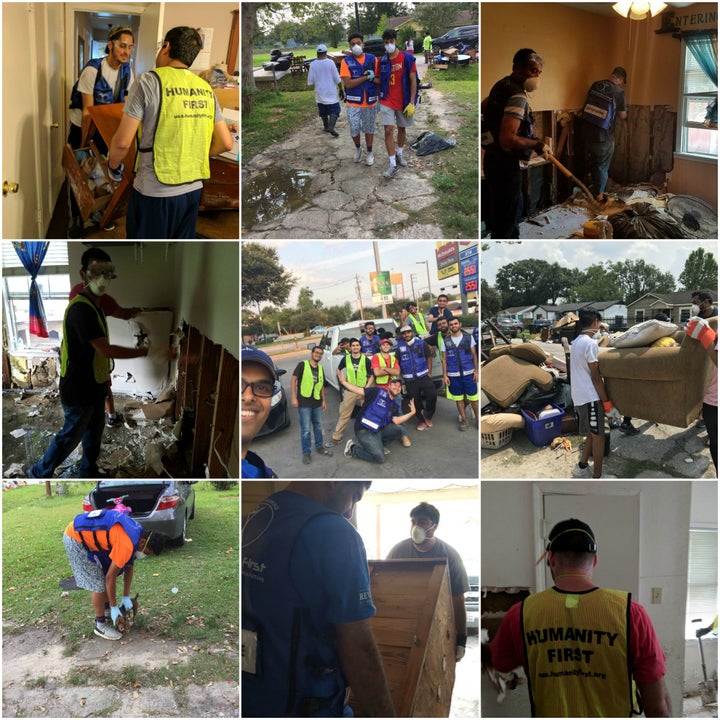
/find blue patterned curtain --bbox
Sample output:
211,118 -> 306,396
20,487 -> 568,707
685,32 -> 718,125
12,242 -> 49,338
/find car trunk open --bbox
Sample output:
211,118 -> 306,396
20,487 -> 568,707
94,482 -> 168,517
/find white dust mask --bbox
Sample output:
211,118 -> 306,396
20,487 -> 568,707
692,304 -> 700,315
385,43 -> 396,54
524,77 -> 539,92
351,44 -> 363,56
88,277 -> 110,296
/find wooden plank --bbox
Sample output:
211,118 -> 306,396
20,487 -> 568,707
191,336 -> 221,477
372,596 -> 427,619
207,349 -> 238,477
369,616 -> 418,646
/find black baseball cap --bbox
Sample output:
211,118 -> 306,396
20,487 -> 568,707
546,518 -> 597,553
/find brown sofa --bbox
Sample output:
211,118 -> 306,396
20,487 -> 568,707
597,317 -> 717,428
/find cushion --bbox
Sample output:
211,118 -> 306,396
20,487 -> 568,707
651,336 -> 679,348
481,412 -> 525,433
481,354 -> 554,408
488,343 -> 547,365
610,319 -> 678,348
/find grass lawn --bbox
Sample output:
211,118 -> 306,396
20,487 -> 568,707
2,481 -> 239,681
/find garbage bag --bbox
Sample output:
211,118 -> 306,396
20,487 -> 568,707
518,377 -> 572,411
409,131 -> 456,156
608,202 -> 687,239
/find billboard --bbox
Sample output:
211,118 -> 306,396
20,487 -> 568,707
370,271 -> 393,304
459,244 -> 478,295
436,242 -> 459,280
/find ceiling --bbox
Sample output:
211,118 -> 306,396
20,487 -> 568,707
557,2 -> 697,17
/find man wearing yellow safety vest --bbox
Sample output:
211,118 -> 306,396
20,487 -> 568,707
401,302 -> 429,337
291,345 -> 333,466
325,338 -> 375,447
28,248 -> 173,478
485,519 -> 672,717
108,27 -> 234,238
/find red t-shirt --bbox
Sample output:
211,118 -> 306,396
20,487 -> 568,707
489,592 -> 667,683
69,283 -> 121,317
381,51 -> 410,111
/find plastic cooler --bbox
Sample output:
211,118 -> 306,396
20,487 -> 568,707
521,403 -> 564,447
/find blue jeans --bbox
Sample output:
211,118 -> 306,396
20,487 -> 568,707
353,424 -> 403,463
29,398 -> 105,478
298,406 -> 324,455
588,137 -> 614,194
126,187 -> 202,239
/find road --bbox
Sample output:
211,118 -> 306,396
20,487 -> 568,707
252,348 -> 479,479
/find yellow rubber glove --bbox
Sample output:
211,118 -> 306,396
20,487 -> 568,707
403,103 -> 415,117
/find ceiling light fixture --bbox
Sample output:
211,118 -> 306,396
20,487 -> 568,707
612,0 -> 668,19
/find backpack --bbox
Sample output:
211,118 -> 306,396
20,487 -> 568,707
582,81 -> 617,130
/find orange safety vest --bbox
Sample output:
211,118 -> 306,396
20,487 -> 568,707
522,587 -> 632,717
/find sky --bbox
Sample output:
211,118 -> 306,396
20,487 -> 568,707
249,241 -> 475,309
481,240 -> 719,288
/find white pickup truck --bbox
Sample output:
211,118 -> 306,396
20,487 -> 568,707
312,318 -> 444,393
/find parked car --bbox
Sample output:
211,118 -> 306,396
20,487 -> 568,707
257,363 -> 290,438
362,36 -> 385,57
257,333 -> 278,344
81,481 -> 197,547
494,318 -> 519,338
310,326 -> 326,334
530,319 -> 551,333
431,25 -> 478,54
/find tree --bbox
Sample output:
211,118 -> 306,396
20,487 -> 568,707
678,248 -> 718,293
495,259 -> 559,306
610,259 -> 675,304
480,279 -> 502,318
242,243 -> 297,335
568,262 -> 621,302
414,2 -> 478,37
358,3 -> 412,36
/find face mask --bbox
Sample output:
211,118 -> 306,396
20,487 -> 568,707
692,304 -> 700,316
385,43 -> 396,54
411,524 -> 434,544
351,44 -> 363,56
592,331 -> 601,340
88,277 -> 110,296
524,77 -> 539,92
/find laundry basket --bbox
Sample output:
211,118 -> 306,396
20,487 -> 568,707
481,427 -> 513,450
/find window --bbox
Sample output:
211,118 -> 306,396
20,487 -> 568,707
685,529 -> 718,639
2,242 -> 70,349
678,43 -> 718,158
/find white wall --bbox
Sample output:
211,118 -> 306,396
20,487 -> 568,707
481,481 -> 692,718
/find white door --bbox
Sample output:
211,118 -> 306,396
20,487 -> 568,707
2,3 -> 43,238
542,490 -> 640,597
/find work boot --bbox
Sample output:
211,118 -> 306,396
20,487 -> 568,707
322,116 -> 329,132
327,114 -> 339,137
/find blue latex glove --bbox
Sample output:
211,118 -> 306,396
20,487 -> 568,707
120,596 -> 134,612
363,69 -> 375,81
110,605 -> 122,625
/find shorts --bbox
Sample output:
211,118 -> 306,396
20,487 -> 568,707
63,532 -> 106,593
317,102 -> 341,118
346,105 -> 377,136
447,373 -> 478,402
379,103 -> 415,128
576,400 -> 609,436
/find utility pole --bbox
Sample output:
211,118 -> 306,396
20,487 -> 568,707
416,260 -> 433,311
354,2 -> 361,32
373,241 -> 388,319
410,273 -> 418,304
355,274 -> 364,320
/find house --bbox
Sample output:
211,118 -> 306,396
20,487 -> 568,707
481,2 -> 718,239
499,304 -> 557,325
3,3 -> 239,239
549,301 -> 627,329
2,241 -> 239,478
627,290 -> 702,325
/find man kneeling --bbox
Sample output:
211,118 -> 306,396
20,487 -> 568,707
342,377 -> 415,463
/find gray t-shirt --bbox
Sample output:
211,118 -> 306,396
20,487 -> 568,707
123,68 -> 223,198
386,537 -> 470,597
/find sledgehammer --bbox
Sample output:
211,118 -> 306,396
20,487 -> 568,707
546,154 -> 604,210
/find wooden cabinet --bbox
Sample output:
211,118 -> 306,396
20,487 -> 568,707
352,558 -> 457,717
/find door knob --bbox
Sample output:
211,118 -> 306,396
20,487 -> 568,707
3,181 -> 19,196
50,122 -> 59,128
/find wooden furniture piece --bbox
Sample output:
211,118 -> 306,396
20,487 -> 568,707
351,558 -> 457,717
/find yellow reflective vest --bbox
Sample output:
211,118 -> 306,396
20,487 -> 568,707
61,295 -> 111,384
522,587 -> 632,717
345,354 -> 368,387
299,361 -> 324,399
373,352 -> 398,385
139,66 -> 215,185
408,312 -> 428,335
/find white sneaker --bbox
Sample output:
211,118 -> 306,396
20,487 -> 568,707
365,151 -> 374,166
354,146 -> 363,163
344,439 -> 355,458
571,463 -> 593,478
383,164 -> 400,179
94,622 -> 122,640
396,152 -> 408,167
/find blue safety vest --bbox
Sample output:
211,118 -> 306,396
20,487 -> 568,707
360,333 -> 381,356
358,387 -> 396,431
69,58 -> 131,110
72,509 -> 143,574
242,493 -> 347,717
396,339 -> 430,380
379,50 -> 419,108
443,331 -> 475,376
343,54 -> 378,105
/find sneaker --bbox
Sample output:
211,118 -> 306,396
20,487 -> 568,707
571,463 -> 593,478
401,436 -> 412,447
365,151 -> 374,166
302,454 -> 311,465
619,422 -> 639,435
383,447 -> 390,455
422,409 -> 433,428
325,438 -> 341,447
106,413 -> 124,428
316,446 -> 333,457
344,439 -> 355,458
94,621 -> 122,641
383,164 -> 400,179
396,152 -> 408,167
417,422 -> 428,431
354,146 -> 363,163
458,420 -> 469,431
695,419 -> 706,429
